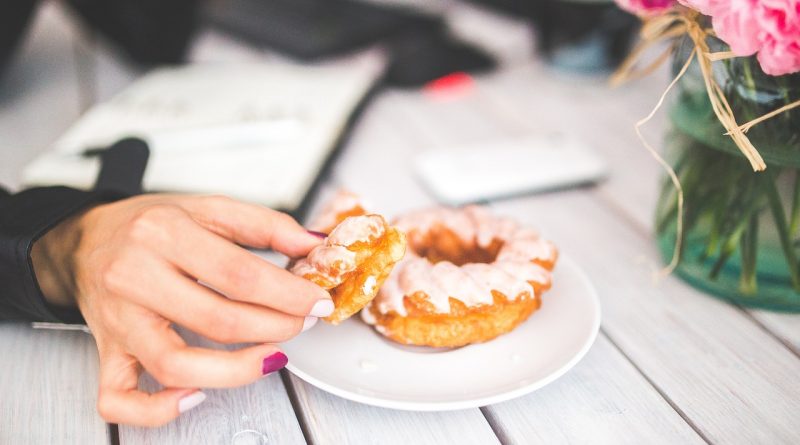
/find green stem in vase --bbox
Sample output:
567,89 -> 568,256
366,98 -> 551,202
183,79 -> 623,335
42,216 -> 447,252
741,57 -> 758,95
699,168 -> 738,262
765,176 -> 800,292
709,216 -> 749,280
658,39 -> 800,309
774,75 -> 800,158
739,213 -> 759,294
776,75 -> 792,110
703,160 -> 763,281
790,172 -> 800,237
707,179 -> 761,281
738,57 -> 764,128
655,139 -> 696,233
701,221 -> 720,262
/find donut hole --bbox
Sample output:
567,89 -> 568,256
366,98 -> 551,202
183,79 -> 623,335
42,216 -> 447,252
408,225 -> 503,266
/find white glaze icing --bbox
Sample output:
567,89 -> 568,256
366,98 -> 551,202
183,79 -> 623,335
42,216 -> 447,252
375,269 -> 407,315
309,245 -> 356,271
368,206 -> 556,318
394,205 -> 523,248
460,263 -> 532,300
360,302 -> 377,323
464,205 -> 519,247
291,215 -> 386,287
394,207 -> 475,246
289,260 -> 319,280
328,215 -> 385,246
309,189 -> 364,232
496,237 -> 557,263
290,245 -> 358,284
494,260 -> 550,285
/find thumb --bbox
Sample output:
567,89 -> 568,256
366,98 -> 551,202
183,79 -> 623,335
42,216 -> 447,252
96,347 -> 205,427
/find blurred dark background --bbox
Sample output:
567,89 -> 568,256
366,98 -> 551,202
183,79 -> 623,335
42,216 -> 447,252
0,0 -> 637,210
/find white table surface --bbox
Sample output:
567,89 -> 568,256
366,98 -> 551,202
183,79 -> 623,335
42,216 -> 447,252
2,3 -> 799,444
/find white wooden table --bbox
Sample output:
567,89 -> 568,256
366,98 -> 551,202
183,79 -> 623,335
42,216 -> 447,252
2,3 -> 799,444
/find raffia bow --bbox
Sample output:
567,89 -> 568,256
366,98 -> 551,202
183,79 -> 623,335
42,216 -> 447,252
611,7 -> 800,275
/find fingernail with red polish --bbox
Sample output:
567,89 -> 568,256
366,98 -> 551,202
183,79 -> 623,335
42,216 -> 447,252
307,230 -> 327,239
262,352 -> 288,375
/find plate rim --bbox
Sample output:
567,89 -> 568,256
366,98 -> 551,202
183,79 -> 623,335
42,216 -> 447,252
286,255 -> 602,411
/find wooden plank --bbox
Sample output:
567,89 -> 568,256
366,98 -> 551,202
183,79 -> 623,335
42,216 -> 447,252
284,91 -> 503,445
272,91 -> 512,445
119,330 -> 307,445
476,62 -> 669,229
87,28 -> 312,445
0,2 -> 85,189
326,88 -> 703,444
286,374 -> 500,445
478,62 -> 800,369
482,335 -> 704,445
326,91 -> 439,215
492,191 -> 800,444
0,324 -> 108,444
748,311 -> 800,354
79,22 -> 793,440
387,72 -> 800,443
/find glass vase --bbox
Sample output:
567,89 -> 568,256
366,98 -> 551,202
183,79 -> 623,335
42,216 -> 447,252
656,37 -> 800,311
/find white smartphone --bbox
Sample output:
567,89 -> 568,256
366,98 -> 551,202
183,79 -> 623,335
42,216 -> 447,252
413,134 -> 608,205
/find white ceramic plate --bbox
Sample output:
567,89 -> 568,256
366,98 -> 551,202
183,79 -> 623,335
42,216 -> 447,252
282,255 -> 601,411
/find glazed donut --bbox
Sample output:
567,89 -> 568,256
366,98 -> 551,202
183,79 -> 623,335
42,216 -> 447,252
291,213 -> 406,325
361,205 -> 558,347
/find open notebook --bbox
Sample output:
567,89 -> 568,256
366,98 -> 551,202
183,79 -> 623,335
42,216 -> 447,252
22,55 -> 384,214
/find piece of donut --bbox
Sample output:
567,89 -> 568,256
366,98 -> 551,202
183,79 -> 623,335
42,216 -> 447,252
361,205 -> 558,347
291,214 -> 406,324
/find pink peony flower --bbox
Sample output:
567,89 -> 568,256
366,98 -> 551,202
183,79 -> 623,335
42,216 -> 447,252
754,0 -> 800,74
616,0 -> 677,15
678,0 -> 800,75
711,0 -> 763,55
756,0 -> 800,36
758,38 -> 800,75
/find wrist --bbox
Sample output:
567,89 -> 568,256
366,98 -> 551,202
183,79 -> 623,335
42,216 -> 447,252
31,208 -> 91,308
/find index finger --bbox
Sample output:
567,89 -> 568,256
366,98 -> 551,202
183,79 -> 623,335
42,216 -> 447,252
161,212 -> 332,317
178,196 -> 323,257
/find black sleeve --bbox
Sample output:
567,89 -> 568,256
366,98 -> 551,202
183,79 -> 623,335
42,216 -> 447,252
0,186 -> 124,323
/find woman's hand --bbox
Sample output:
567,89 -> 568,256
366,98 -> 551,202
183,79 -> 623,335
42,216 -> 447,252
31,195 -> 331,426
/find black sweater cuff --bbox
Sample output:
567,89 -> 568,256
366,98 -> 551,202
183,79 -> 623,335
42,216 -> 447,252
0,186 -> 126,323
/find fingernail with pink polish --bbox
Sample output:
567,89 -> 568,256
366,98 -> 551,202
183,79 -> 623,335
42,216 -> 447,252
262,352 -> 288,375
178,391 -> 207,413
307,230 -> 327,239
309,299 -> 334,317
